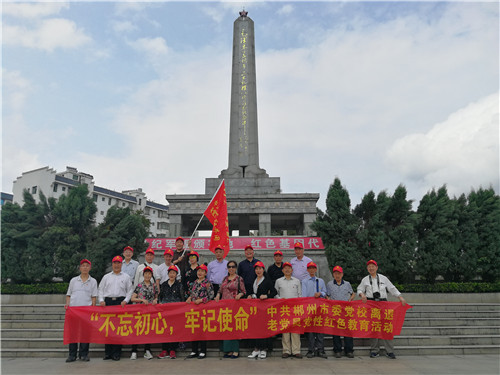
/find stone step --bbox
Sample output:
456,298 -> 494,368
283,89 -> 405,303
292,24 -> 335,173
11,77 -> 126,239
400,326 -> 500,335
403,318 -> 500,326
1,329 -> 64,338
1,320 -> 64,329
406,311 -> 500,318
1,304 -> 65,314
410,303 -> 500,312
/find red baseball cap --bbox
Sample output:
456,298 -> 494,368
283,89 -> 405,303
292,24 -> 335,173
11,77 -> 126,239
244,244 -> 254,250
143,266 -> 153,274
196,264 -> 208,272
214,246 -> 224,252
282,262 -> 293,269
80,259 -> 91,266
254,261 -> 265,268
188,251 -> 199,259
175,236 -> 184,243
163,248 -> 174,256
112,255 -> 123,263
123,246 -> 134,253
145,248 -> 155,255
168,265 -> 179,273
332,265 -> 343,273
307,261 -> 317,269
367,259 -> 378,266
293,242 -> 304,249
274,250 -> 283,256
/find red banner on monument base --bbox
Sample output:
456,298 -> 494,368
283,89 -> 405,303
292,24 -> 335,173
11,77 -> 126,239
64,298 -> 411,345
203,180 -> 230,257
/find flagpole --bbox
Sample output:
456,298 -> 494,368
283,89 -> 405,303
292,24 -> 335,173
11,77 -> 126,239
181,179 -> 225,256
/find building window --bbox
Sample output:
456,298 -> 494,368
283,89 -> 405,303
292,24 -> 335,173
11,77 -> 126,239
139,198 -> 142,205
100,211 -> 104,215
72,174 -> 79,181
145,207 -> 150,215
93,194 -> 98,202
32,186 -> 37,194
62,186 -> 66,192
122,202 -> 126,207
108,197 -> 112,205
102,197 -> 105,202
53,184 -> 58,192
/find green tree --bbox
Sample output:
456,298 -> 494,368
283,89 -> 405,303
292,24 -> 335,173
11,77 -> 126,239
311,178 -> 362,280
87,206 -> 150,280
468,188 -> 500,282
415,186 -> 458,283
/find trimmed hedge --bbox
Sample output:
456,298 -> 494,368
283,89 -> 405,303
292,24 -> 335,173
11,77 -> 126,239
2,281 -> 500,295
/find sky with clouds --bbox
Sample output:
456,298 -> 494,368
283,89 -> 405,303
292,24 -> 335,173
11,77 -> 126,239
2,1 -> 499,212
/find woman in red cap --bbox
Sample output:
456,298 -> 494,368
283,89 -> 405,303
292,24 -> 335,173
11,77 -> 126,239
246,261 -> 277,359
186,264 -> 214,359
130,266 -> 158,360
215,260 -> 246,358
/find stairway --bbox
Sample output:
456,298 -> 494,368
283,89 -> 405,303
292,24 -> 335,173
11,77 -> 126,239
1,302 -> 499,358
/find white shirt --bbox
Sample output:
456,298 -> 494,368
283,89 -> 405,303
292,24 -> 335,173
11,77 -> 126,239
157,263 -> 181,284
134,262 -> 159,286
66,275 -> 98,306
357,273 -> 401,300
290,256 -> 313,280
275,276 -> 302,299
98,271 -> 133,303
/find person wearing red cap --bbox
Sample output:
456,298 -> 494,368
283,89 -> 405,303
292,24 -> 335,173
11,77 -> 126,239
172,237 -> 192,276
64,259 -> 98,363
267,250 -> 285,282
186,264 -> 214,359
158,265 -> 184,359
290,242 -> 313,281
246,261 -> 277,359
98,255 -> 133,361
275,262 -> 302,358
130,267 -> 158,360
156,249 -> 181,293
237,244 -> 261,297
302,262 -> 328,359
207,246 -> 228,296
326,265 -> 354,358
357,260 -> 406,359
122,246 -> 139,282
133,248 -> 159,286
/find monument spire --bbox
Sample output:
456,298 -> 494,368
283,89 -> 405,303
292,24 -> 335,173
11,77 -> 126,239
220,11 -> 268,179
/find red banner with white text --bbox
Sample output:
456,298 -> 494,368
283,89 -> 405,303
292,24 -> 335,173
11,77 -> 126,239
64,298 -> 411,345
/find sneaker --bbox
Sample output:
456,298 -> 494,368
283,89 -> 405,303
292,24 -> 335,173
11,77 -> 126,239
386,352 -> 396,359
158,350 -> 168,359
187,352 -> 198,358
130,352 -> 137,360
370,352 -> 379,358
81,356 -> 90,362
318,351 -> 328,359
306,351 -> 314,358
258,351 -> 267,359
346,352 -> 354,358
198,353 -> 206,359
144,350 -> 153,360
335,352 -> 342,358
65,356 -> 76,363
169,350 -> 176,359
248,350 -> 260,359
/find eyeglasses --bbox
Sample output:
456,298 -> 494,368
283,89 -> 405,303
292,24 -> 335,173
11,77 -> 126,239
227,265 -> 237,269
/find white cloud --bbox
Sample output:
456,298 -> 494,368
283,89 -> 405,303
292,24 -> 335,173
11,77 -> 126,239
277,4 -> 294,16
386,92 -> 499,198
2,3 -> 69,19
128,36 -> 168,57
4,18 -> 91,52
112,20 -> 138,34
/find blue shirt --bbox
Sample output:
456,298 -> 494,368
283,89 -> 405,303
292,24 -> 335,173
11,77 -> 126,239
207,259 -> 228,285
301,276 -> 327,298
122,259 -> 139,281
326,279 -> 353,301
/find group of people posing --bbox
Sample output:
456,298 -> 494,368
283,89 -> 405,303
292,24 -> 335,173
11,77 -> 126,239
65,237 -> 406,362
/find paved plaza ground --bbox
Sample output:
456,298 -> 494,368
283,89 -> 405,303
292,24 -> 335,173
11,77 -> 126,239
2,354 -> 499,375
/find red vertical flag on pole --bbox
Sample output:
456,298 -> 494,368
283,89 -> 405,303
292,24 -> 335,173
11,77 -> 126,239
204,180 -> 230,258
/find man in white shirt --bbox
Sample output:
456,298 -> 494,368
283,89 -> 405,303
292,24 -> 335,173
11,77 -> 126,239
275,262 -> 302,358
357,259 -> 406,360
98,255 -> 133,361
207,246 -> 228,295
65,259 -> 98,362
134,248 -> 159,286
290,242 -> 313,281
121,246 -> 139,282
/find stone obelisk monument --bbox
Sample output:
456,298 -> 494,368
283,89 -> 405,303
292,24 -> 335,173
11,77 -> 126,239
167,11 -> 319,237
221,10 -> 267,179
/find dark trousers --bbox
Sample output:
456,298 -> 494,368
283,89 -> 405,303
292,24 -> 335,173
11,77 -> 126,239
69,342 -> 89,358
333,335 -> 354,353
191,340 -> 207,354
212,284 -> 220,295
104,297 -> 125,359
162,342 -> 178,351
307,332 -> 325,352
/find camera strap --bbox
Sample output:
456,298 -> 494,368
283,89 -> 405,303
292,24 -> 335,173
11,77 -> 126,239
370,274 -> 380,293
